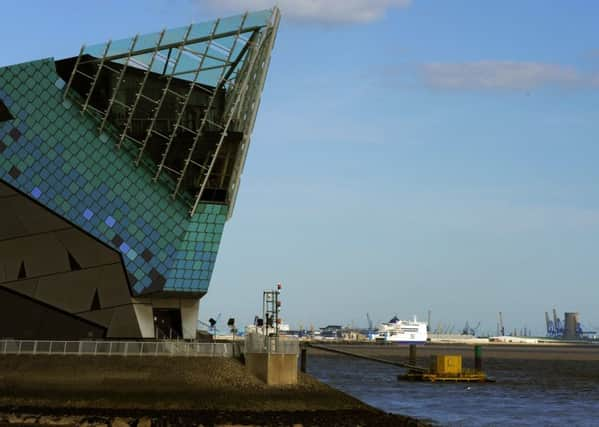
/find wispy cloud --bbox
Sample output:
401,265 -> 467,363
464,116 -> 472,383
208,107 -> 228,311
200,0 -> 411,24
420,61 -> 599,91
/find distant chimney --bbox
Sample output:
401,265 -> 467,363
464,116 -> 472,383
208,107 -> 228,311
563,312 -> 579,339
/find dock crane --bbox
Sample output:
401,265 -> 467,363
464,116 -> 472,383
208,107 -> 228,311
462,321 -> 471,335
427,310 -> 431,332
545,308 -> 595,338
462,321 -> 481,336
545,309 -> 563,337
552,308 -> 564,336
545,311 -> 557,337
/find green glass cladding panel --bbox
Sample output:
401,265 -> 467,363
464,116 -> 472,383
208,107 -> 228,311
0,59 -> 227,295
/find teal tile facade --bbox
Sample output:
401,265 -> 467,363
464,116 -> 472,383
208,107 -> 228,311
0,59 -> 226,295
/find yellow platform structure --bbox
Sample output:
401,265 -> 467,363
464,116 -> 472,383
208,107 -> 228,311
399,354 -> 493,383
431,355 -> 462,375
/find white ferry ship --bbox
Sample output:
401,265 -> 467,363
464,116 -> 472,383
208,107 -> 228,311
374,315 -> 428,343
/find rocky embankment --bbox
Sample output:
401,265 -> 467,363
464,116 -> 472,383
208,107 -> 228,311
0,409 -> 425,426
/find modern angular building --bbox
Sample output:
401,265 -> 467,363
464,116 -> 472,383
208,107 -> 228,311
0,9 -> 279,340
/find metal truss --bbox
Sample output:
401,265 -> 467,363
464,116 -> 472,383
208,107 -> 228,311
134,23 -> 195,165
116,29 -> 167,149
99,35 -> 139,133
63,8 -> 280,218
227,10 -> 280,217
167,13 -> 249,198
152,17 -> 226,181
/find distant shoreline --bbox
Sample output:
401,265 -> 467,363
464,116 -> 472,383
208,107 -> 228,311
306,342 -> 599,361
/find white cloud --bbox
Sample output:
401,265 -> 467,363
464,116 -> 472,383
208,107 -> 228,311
421,61 -> 599,91
201,0 -> 411,24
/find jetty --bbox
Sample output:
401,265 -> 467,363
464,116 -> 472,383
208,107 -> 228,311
306,342 -> 494,383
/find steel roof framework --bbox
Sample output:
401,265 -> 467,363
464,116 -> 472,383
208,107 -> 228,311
63,8 -> 280,217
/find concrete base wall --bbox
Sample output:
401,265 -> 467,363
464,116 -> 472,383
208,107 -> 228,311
132,297 -> 199,339
245,353 -> 298,385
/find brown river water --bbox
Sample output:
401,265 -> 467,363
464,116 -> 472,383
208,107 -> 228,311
306,343 -> 599,426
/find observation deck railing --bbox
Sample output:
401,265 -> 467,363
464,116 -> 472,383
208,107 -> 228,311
0,339 -> 234,357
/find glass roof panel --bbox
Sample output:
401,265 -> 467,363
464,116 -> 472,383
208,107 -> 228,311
213,34 -> 238,51
185,41 -> 212,59
214,13 -> 245,34
172,53 -> 201,76
161,25 -> 192,46
197,68 -> 222,86
132,52 -> 158,67
243,9 -> 273,28
135,32 -> 164,51
188,21 -> 216,41
81,9 -> 272,84
83,42 -> 108,58
126,57 -> 150,72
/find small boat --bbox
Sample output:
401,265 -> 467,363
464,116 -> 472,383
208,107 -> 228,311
374,315 -> 428,344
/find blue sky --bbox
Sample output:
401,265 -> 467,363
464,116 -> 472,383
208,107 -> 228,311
2,1 -> 598,335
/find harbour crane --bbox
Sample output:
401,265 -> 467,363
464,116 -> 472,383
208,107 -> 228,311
462,321 -> 471,335
546,308 -> 596,338
462,321 -> 481,336
545,311 -> 557,337
552,308 -> 564,336
427,310 -> 431,332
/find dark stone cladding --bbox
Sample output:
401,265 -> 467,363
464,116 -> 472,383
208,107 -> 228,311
0,180 -> 142,339
0,286 -> 106,339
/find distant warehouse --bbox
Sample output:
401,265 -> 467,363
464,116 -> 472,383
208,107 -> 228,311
0,9 -> 280,340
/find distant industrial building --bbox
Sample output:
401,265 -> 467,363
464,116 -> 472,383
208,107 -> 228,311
563,312 -> 580,340
545,309 -> 595,339
0,9 -> 279,339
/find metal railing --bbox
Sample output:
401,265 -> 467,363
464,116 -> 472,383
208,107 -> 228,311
0,339 -> 234,357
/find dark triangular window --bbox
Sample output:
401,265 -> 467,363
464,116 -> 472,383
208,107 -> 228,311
0,100 -> 13,122
67,251 -> 82,271
17,261 -> 26,279
90,289 -> 101,311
